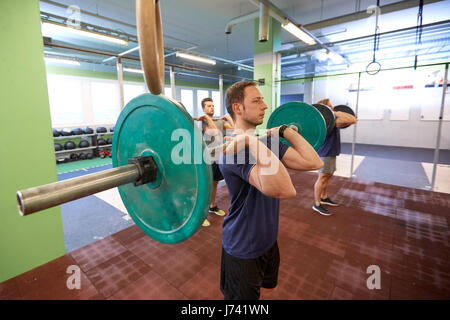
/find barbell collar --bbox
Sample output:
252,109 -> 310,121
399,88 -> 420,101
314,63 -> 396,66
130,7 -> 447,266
128,156 -> 158,186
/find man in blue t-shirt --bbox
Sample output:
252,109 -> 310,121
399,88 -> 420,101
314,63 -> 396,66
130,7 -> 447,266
313,99 -> 357,216
218,81 -> 323,300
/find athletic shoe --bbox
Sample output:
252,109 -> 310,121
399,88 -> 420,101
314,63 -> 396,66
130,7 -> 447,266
320,197 -> 339,206
209,206 -> 226,216
312,205 -> 333,216
202,219 -> 210,227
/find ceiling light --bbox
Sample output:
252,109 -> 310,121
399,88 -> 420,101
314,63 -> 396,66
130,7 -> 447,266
282,21 -> 315,45
44,56 -> 80,66
176,52 -> 216,65
41,21 -> 128,46
123,67 -> 144,74
238,66 -> 253,72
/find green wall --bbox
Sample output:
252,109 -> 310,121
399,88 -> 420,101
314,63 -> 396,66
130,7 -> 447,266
0,0 -> 66,282
254,18 -> 281,56
46,65 -> 145,82
46,65 -> 221,89
254,18 -> 281,132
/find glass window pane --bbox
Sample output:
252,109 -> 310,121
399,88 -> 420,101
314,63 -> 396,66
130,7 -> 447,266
124,83 -> 146,105
211,91 -> 221,116
180,89 -> 194,115
164,87 -> 172,99
47,74 -> 83,125
91,81 -> 120,124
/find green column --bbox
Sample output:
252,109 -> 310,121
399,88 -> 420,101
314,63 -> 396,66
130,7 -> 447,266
0,0 -> 66,282
254,17 -> 282,132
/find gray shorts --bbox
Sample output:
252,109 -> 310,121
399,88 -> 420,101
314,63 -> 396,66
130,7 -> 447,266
319,157 -> 336,174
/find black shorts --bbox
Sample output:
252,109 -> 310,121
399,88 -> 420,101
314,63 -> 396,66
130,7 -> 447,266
212,162 -> 223,182
220,241 -> 280,300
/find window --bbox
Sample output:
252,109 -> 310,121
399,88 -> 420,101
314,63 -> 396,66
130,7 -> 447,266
164,87 -> 173,99
124,83 -> 146,106
211,91 -> 221,117
180,89 -> 194,115
47,74 -> 83,125
47,75 -> 83,126
91,81 -> 120,124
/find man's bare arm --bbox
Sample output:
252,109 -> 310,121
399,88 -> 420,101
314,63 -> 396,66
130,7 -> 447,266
224,135 -> 296,199
275,127 -> 323,171
222,114 -> 235,129
335,111 -> 357,128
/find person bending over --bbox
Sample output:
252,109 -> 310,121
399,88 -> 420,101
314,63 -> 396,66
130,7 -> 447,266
312,98 -> 357,216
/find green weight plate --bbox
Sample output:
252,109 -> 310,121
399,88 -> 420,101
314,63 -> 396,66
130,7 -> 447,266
267,102 -> 327,151
112,93 -> 212,244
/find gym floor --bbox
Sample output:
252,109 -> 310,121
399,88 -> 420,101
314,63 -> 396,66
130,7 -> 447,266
1,169 -> 449,300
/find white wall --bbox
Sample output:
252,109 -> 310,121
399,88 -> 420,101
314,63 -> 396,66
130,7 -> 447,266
281,66 -> 450,150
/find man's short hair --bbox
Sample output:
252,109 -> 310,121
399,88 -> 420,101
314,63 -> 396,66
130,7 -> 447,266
225,81 -> 257,119
201,97 -> 213,109
316,99 -> 332,108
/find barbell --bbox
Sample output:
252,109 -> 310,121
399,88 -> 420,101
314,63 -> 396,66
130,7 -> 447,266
16,99 -> 339,243
16,0 -> 355,245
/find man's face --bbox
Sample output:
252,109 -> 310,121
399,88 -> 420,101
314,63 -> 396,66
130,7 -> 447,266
237,86 -> 268,126
203,101 -> 214,116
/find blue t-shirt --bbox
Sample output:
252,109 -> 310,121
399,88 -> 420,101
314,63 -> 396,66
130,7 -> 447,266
317,126 -> 341,157
219,136 -> 289,259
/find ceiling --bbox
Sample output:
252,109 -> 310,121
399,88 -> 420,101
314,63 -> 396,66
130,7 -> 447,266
39,0 -> 450,84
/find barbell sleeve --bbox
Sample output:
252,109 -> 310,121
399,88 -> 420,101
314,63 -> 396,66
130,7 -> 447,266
17,164 -> 140,216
